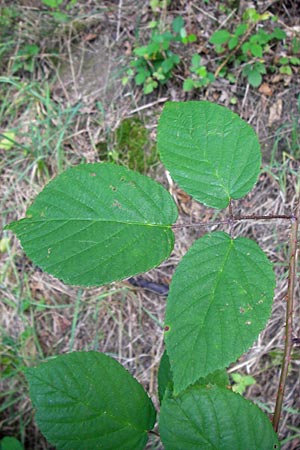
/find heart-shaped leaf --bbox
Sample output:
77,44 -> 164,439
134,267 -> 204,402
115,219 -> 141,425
157,101 -> 261,209
5,163 -> 177,286
26,351 -> 156,450
164,231 -> 275,393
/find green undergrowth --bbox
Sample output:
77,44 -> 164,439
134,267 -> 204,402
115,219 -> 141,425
96,118 -> 158,173
0,77 -> 83,200
126,3 -> 296,93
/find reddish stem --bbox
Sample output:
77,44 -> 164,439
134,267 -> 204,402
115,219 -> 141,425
272,196 -> 300,432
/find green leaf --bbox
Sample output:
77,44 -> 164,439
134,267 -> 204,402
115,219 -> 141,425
5,163 -> 177,286
26,351 -> 156,450
42,0 -> 62,7
290,57 -> 300,65
209,30 -> 231,45
228,36 -> 239,50
159,385 -> 280,449
0,437 -> 24,450
185,34 -> 197,43
161,56 -> 178,74
279,57 -> 289,65
135,71 -> 148,85
164,231 -> 275,393
0,131 -> 15,150
271,27 -> 286,40
158,350 -> 174,403
235,24 -> 248,37
197,369 -> 229,388
134,46 -> 149,57
246,69 -> 262,87
231,373 -> 256,395
50,11 -> 70,22
250,43 -> 263,57
191,53 -> 201,67
158,350 -> 229,404
183,78 -> 195,91
172,16 -> 184,34
279,65 -> 292,75
157,101 -> 261,209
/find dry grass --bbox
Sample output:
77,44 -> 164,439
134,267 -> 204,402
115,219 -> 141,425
1,1 -> 300,448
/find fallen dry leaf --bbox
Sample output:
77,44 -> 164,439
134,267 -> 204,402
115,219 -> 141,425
83,33 -> 98,42
259,83 -> 273,96
268,99 -> 283,126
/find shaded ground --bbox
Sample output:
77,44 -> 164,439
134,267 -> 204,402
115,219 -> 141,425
1,1 -> 300,448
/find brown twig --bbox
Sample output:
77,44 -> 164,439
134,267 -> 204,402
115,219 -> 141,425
272,195 -> 300,432
233,214 -> 294,221
172,213 -> 294,229
214,22 -> 257,78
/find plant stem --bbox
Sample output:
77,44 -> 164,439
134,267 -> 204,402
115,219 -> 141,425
233,214 -> 294,221
214,23 -> 256,78
272,195 -> 300,432
172,214 -> 294,229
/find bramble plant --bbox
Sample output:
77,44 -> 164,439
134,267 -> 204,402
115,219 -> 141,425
209,8 -> 287,87
5,101 -> 299,449
183,53 -> 215,91
123,16 -> 196,94
41,0 -> 78,22
277,56 -> 300,76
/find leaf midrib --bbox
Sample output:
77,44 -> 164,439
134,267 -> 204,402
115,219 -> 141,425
14,217 -> 173,228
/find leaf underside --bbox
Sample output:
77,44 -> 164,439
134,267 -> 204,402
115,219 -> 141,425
26,351 -> 156,450
157,101 -> 261,209
6,163 -> 178,286
164,231 -> 275,393
159,385 -> 280,450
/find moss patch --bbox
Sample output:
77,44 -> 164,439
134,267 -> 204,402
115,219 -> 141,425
97,117 -> 158,173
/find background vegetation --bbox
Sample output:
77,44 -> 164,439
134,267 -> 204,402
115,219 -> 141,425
1,1 -> 300,448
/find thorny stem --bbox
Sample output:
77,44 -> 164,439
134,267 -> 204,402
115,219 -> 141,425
272,195 -> 300,432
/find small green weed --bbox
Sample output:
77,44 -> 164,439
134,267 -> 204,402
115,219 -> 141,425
123,16 -> 196,94
231,373 -> 256,395
11,44 -> 40,75
183,54 -> 215,91
41,0 -> 78,23
277,56 -> 300,76
209,8 -> 286,87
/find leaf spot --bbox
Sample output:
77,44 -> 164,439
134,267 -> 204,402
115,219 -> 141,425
110,185 -> 117,192
164,325 -> 170,332
239,307 -> 245,314
112,200 -> 122,208
90,172 -> 96,177
245,321 -> 252,326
